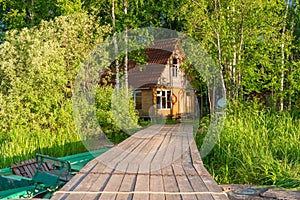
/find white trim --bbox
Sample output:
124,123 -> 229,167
156,89 -> 171,110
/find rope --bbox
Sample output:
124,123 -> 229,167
54,190 -> 227,196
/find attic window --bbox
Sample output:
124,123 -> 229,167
172,58 -> 178,77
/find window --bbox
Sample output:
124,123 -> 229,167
156,90 -> 171,109
186,90 -> 190,96
172,58 -> 178,77
133,90 -> 142,109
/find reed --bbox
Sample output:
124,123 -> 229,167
196,103 -> 300,188
0,126 -> 87,168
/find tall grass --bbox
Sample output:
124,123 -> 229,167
196,103 -> 300,188
0,126 -> 87,168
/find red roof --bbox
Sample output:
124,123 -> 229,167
128,63 -> 165,89
150,38 -> 178,52
101,38 -> 180,87
144,38 -> 178,65
128,38 -> 179,89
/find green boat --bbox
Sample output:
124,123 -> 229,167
0,148 -> 109,199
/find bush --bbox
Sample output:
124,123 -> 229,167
95,85 -> 140,143
0,13 -> 110,168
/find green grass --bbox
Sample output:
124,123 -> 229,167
2,98 -> 299,190
196,103 -> 300,189
0,126 -> 87,168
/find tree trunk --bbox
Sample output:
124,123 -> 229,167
124,0 -> 128,94
237,9 -> 245,100
280,1 -> 289,111
214,0 -> 227,107
112,0 -> 120,89
232,6 -> 237,99
288,0 -> 296,111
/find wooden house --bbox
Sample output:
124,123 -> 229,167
128,38 -> 196,119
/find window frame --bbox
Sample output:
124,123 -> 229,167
156,89 -> 171,110
132,90 -> 142,109
172,58 -> 178,77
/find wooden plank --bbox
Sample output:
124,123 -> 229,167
79,178 -> 110,199
25,161 -> 36,177
133,164 -> 149,200
43,162 -> 53,171
162,165 -> 181,200
187,134 -> 223,194
136,127 -> 169,199
174,139 -> 184,164
51,174 -> 87,200
131,124 -> 163,139
139,127 -> 170,173
78,159 -> 98,173
172,164 -> 197,200
52,124 -> 228,200
150,125 -> 175,172
57,125 -> 162,200
98,163 -> 127,200
23,161 -> 33,178
182,164 -> 214,200
96,136 -> 146,171
80,164 -> 116,200
211,194 -> 229,200
52,161 -> 101,199
115,163 -> 138,200
115,128 -> 155,199
161,134 -> 177,167
133,174 -> 149,200
182,129 -> 223,200
150,167 -> 166,200
181,131 -> 214,200
200,174 -> 223,193
181,137 -> 193,165
63,163 -> 107,200
95,126 -> 159,164
12,167 -> 22,176
149,170 -> 165,200
115,124 -> 163,151
95,144 -> 132,164
188,134 -> 202,165
171,129 -> 184,164
116,135 -> 153,171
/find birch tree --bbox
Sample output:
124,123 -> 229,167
112,0 -> 120,89
181,0 -> 296,110
123,0 -> 128,93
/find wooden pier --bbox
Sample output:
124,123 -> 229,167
51,124 -> 228,200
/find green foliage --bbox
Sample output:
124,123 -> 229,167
181,0 -> 299,110
57,0 -> 84,15
95,85 -> 140,143
0,13 -> 110,168
164,119 -> 179,125
138,119 -> 151,127
0,0 -> 85,33
111,88 -> 140,133
196,102 -> 300,188
95,86 -> 119,136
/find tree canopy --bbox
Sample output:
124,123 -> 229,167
0,12 -> 110,143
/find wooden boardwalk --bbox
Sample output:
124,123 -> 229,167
51,124 -> 228,200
